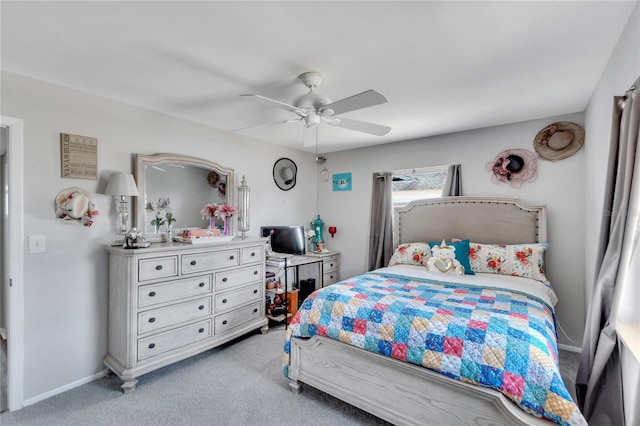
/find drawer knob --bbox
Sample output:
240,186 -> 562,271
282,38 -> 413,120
149,317 -> 156,323
199,328 -> 205,333
330,263 -> 334,267
251,252 -> 256,257
222,299 -> 227,304
253,270 -> 258,275
229,255 -> 235,260
199,282 -> 205,287
149,291 -> 156,297
330,275 -> 334,279
253,308 -> 258,313
190,260 -> 197,266
198,305 -> 205,310
222,320 -> 228,325
222,277 -> 228,282
155,265 -> 163,271
148,343 -> 155,349
253,289 -> 258,294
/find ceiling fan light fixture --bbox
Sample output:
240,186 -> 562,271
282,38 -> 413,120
305,113 -> 321,128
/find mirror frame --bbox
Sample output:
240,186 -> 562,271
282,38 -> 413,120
134,153 -> 235,239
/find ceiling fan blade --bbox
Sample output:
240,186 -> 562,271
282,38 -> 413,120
328,117 -> 391,136
321,89 -> 387,116
233,118 -> 300,133
239,94 -> 307,116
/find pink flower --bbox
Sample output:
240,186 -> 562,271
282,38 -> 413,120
200,203 -> 219,218
214,203 -> 237,220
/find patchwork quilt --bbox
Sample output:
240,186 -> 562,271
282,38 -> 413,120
283,272 -> 586,426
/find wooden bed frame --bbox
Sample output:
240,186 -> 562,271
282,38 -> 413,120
288,197 -> 550,426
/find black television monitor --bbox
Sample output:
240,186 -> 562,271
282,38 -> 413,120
261,225 -> 306,255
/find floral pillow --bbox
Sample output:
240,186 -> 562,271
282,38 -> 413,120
388,243 -> 431,267
468,242 -> 550,284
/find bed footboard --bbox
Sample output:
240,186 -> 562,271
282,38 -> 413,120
289,335 -> 548,426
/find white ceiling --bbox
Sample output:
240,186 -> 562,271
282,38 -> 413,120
1,1 -> 636,153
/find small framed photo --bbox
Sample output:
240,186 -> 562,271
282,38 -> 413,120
332,172 -> 352,191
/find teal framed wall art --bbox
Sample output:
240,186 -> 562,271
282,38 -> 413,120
332,172 -> 352,191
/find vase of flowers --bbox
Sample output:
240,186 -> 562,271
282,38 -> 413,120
165,211 -> 176,238
215,204 -> 237,236
201,203 -> 219,230
201,203 -> 236,235
306,228 -> 316,253
147,201 -> 166,234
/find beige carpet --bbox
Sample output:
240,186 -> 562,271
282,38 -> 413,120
0,326 -> 581,425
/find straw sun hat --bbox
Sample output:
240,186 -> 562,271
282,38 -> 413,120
533,121 -> 585,162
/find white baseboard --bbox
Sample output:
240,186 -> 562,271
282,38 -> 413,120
22,369 -> 107,408
558,343 -> 582,353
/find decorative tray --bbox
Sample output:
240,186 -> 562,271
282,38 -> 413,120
173,235 -> 235,244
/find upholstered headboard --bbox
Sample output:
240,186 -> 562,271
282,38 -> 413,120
394,197 -> 547,246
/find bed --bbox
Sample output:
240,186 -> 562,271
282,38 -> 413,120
283,197 -> 586,426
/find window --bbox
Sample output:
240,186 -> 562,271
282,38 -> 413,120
391,166 -> 449,208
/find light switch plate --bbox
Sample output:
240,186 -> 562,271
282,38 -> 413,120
29,235 -> 46,253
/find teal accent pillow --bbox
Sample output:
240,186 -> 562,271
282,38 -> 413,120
429,239 -> 474,275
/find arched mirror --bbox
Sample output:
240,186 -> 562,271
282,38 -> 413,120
134,153 -> 235,239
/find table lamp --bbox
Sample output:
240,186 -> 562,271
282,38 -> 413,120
105,173 -> 139,245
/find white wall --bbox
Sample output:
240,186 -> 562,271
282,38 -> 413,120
583,2 -> 640,303
318,113 -> 586,348
0,70 -> 318,401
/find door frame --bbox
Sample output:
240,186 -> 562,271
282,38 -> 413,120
1,115 -> 24,411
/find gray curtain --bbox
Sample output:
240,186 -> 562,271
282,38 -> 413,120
442,164 -> 462,196
368,172 -> 394,270
576,77 -> 640,425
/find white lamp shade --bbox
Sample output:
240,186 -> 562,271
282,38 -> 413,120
105,173 -> 139,196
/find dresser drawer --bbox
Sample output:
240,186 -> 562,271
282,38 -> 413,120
214,302 -> 263,335
138,276 -> 212,308
137,319 -> 212,361
138,256 -> 179,282
215,283 -> 263,313
214,265 -> 263,291
242,245 -> 264,264
323,271 -> 339,286
323,257 -> 339,272
138,297 -> 212,334
182,249 -> 239,274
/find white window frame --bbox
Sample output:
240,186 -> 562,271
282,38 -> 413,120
391,165 -> 450,208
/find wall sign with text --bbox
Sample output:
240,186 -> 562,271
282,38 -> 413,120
60,133 -> 98,180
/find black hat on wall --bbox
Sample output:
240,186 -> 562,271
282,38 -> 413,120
273,158 -> 297,191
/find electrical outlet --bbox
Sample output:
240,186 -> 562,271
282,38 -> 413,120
29,235 -> 46,253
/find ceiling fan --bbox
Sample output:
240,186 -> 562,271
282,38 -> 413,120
234,71 -> 391,146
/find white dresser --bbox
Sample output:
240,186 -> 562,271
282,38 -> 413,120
104,238 -> 269,393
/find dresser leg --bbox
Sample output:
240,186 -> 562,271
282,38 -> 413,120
260,324 -> 269,334
121,379 -> 138,394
